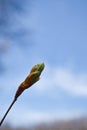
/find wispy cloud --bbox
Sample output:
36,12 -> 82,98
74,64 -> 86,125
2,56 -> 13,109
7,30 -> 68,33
37,64 -> 87,97
9,110 -> 56,126
8,106 -> 85,127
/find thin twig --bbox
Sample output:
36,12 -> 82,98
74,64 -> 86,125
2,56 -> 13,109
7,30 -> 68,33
0,98 -> 17,126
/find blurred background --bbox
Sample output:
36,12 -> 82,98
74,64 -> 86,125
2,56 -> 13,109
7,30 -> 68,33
0,0 -> 87,130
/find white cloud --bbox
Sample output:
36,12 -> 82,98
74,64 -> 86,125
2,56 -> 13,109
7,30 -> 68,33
36,65 -> 87,96
8,107 -> 85,127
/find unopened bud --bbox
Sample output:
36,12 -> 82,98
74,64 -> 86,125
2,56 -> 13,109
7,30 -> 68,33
15,63 -> 45,99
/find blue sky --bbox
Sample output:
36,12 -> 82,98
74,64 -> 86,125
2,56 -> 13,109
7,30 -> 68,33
0,0 -> 87,127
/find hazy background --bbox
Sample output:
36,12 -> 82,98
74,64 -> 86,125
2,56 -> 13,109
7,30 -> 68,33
0,0 -> 87,129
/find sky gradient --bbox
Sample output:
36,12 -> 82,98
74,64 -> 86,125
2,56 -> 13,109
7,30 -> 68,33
0,0 -> 87,127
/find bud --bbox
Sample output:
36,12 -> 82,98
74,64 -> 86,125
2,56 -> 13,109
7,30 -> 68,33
15,63 -> 45,99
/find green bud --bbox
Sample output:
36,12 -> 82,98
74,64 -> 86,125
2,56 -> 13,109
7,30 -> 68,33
15,63 -> 45,99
